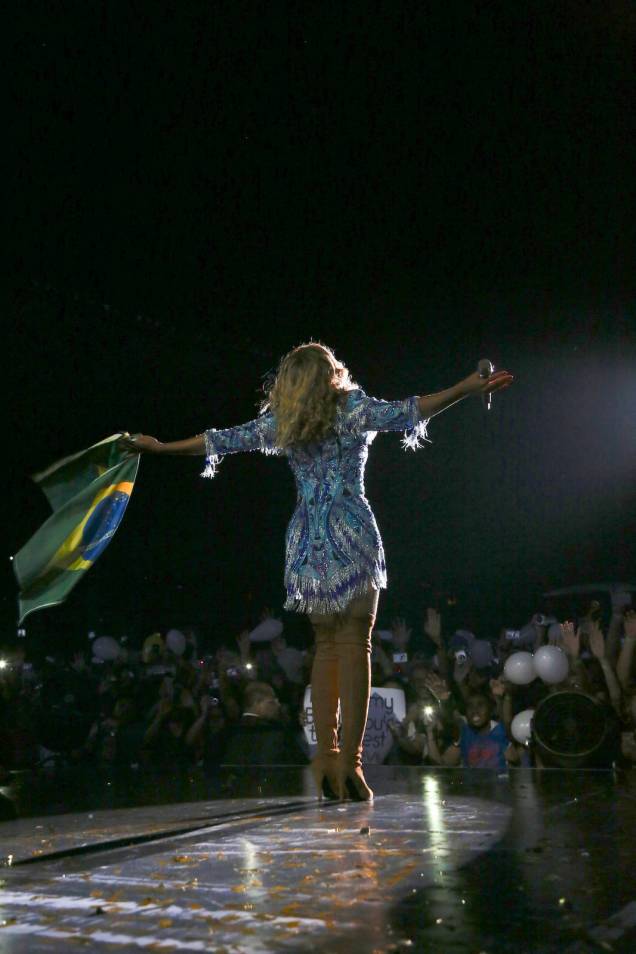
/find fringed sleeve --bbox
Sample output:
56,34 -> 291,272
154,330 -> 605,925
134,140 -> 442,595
344,389 -> 431,451
400,396 -> 431,451
201,412 -> 281,479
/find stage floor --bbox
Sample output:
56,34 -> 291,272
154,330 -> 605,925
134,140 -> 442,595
1,766 -> 635,952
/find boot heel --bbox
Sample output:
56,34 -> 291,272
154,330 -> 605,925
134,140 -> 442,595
311,756 -> 340,801
337,762 -> 373,802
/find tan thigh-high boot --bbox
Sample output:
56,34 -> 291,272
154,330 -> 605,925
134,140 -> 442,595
334,589 -> 379,801
308,612 -> 340,800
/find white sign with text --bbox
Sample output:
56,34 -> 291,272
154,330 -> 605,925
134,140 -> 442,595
302,685 -> 407,765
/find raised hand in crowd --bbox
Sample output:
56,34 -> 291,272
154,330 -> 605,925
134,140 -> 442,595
611,589 -> 633,615
617,610 -> 636,692
424,716 -> 461,766
424,607 -> 442,646
371,631 -> 394,678
236,629 -> 252,663
391,617 -> 412,652
561,620 -> 581,659
588,620 -> 606,660
557,619 -> 596,696
624,609 -> 636,641
420,669 -> 450,701
607,590 -> 632,665
588,627 -> 622,715
388,703 -> 428,758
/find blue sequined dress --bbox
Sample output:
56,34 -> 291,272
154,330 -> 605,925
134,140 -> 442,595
203,388 -> 429,614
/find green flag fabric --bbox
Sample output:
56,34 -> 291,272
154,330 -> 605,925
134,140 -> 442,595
13,434 -> 140,624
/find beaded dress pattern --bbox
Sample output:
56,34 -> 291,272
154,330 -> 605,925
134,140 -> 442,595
203,388 -> 429,614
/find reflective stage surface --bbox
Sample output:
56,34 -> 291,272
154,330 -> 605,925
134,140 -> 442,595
1,766 -> 635,952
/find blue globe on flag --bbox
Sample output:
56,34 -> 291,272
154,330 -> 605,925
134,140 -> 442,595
82,490 -> 131,563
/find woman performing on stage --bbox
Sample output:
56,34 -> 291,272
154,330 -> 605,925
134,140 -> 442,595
121,343 -> 513,801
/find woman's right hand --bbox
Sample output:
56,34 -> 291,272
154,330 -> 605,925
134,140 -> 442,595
119,433 -> 164,454
462,369 -> 514,397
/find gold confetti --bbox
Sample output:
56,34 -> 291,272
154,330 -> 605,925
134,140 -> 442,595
280,903 -> 301,916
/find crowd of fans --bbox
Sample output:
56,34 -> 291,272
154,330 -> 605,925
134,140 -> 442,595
1,589 -> 635,790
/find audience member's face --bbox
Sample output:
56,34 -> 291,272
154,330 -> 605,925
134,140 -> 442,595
466,697 -> 491,730
410,666 -> 431,696
271,637 -> 286,654
254,690 -> 281,721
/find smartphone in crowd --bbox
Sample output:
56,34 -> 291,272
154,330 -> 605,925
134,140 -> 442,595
392,653 -> 408,664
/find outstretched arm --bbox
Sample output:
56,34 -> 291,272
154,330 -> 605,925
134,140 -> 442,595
416,369 -> 513,420
346,366 -> 513,451
120,434 -> 205,455
617,611 -> 636,691
119,412 -> 278,465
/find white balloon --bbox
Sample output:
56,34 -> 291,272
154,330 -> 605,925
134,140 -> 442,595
533,645 -> 569,685
503,651 -> 536,685
511,708 -> 535,744
93,636 -> 120,661
166,628 -> 186,656
249,618 -> 284,643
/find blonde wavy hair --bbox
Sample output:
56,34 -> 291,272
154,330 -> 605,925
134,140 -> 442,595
260,342 -> 358,448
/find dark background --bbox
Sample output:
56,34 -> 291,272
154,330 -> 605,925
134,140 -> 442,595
5,2 -> 635,653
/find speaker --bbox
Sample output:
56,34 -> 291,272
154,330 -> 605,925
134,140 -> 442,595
531,690 -> 619,769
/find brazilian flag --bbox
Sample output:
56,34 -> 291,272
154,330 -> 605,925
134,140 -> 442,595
13,435 -> 140,624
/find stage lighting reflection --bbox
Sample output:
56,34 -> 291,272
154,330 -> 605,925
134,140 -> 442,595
422,775 -> 447,851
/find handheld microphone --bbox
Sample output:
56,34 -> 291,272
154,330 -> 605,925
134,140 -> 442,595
477,359 -> 494,411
